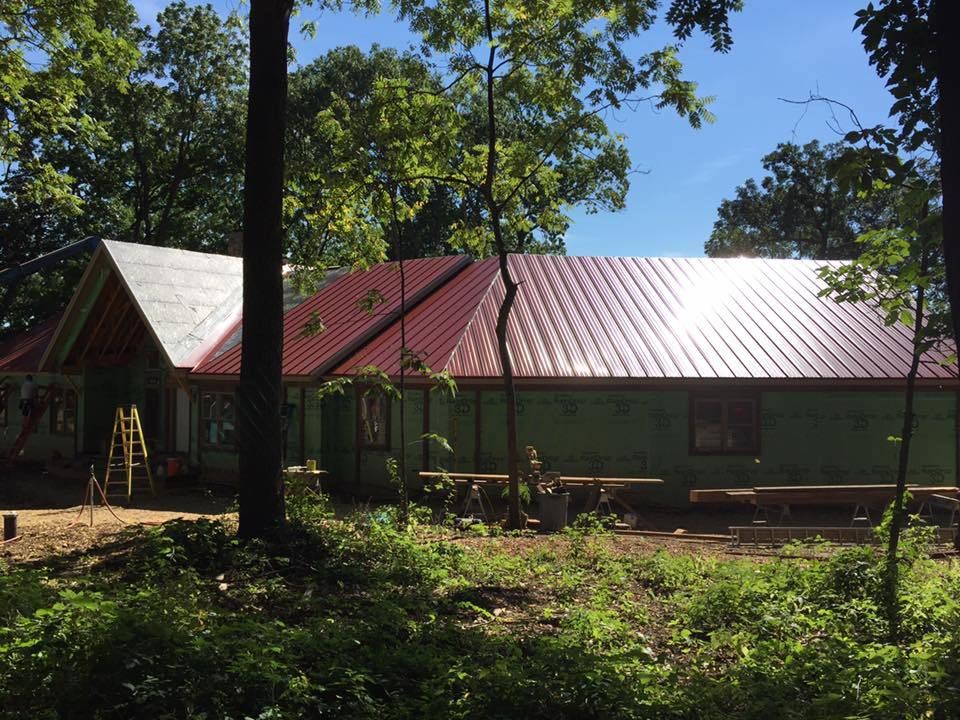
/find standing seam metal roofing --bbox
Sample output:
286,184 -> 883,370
329,258 -> 501,376
193,255 -> 471,377
331,254 -> 956,381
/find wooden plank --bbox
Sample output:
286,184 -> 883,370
753,487 -> 959,505
756,484 -> 912,492
730,525 -> 957,546
418,471 -> 663,488
558,476 -> 664,485
77,281 -> 123,362
689,489 -> 756,503
563,482 -> 628,488
615,529 -> 731,542
95,301 -> 133,361
418,471 -> 510,481
113,314 -> 145,359
691,485 -> 960,505
755,485 -> 957,494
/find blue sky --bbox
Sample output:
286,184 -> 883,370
136,1 -> 896,258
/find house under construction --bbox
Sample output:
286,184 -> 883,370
2,239 -> 957,505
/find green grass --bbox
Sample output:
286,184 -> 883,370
1,496 -> 959,719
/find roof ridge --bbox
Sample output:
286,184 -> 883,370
101,238 -> 240,264
516,252 -> 843,264
445,258 -> 502,373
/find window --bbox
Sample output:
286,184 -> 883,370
358,390 -> 390,449
691,394 -> 758,454
49,388 -> 77,435
200,390 -> 236,447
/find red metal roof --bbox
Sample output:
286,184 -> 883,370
331,254 -> 957,382
331,258 -> 501,376
0,315 -> 60,374
193,255 -> 470,377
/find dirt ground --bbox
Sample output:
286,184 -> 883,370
0,470 -> 235,564
5,469 -> 954,566
0,470 -> 742,565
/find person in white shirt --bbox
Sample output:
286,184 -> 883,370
19,375 -> 37,418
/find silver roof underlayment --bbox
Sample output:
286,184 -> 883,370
103,240 -> 244,368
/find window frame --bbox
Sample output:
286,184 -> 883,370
357,388 -> 391,451
688,391 -> 760,456
199,389 -> 236,449
48,387 -> 78,436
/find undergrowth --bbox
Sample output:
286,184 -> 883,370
1,493 -> 958,719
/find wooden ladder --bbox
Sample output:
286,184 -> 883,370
103,405 -> 154,502
4,384 -> 56,468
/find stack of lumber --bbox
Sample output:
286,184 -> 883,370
690,484 -> 960,506
418,472 -> 663,487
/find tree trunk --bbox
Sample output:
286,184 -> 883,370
392,190 -> 409,524
494,246 -> 522,529
481,0 -> 523,529
884,274 -> 926,643
932,0 -> 960,550
154,132 -> 190,246
131,137 -> 151,244
237,0 -> 292,540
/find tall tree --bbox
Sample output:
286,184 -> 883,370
116,1 -> 247,249
389,0 -> 741,527
1,1 -> 247,338
1,0 -> 137,335
285,45 -> 450,274
855,0 -> 959,340
819,164 -> 946,641
706,140 -> 896,259
236,0 -> 294,539
286,43 -> 621,510
853,0 -> 959,548
284,44 -> 631,279
1,0 -> 137,212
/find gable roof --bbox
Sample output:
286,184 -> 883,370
41,240 -> 244,371
331,254 -> 957,383
193,255 -> 471,378
103,240 -> 244,368
13,241 -> 956,385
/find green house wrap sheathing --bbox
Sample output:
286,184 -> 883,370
318,389 -> 454,491
476,390 -> 956,506
323,387 -> 956,506
353,391 -> 429,489
1,373 -> 80,461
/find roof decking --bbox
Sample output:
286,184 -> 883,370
39,240 -> 244,372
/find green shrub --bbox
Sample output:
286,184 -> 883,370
1,508 -> 958,719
